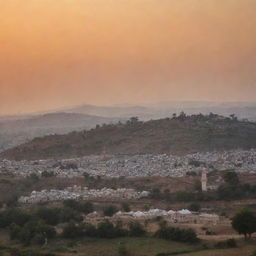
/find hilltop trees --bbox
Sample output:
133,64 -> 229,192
3,113 -> 256,160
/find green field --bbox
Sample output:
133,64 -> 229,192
42,237 -> 198,256
1,236 -> 256,256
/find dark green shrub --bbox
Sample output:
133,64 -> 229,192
121,202 -> 131,212
128,221 -> 146,237
188,203 -> 201,212
155,226 -> 199,243
103,205 -> 118,217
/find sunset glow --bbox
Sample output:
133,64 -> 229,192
1,0 -> 256,114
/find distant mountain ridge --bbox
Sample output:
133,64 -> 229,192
63,104 -> 151,118
1,114 -> 256,160
62,101 -> 256,121
0,112 -> 123,151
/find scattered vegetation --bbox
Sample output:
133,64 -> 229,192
155,226 -> 199,244
2,114 -> 256,160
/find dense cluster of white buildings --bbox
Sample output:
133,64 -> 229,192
18,185 -> 150,204
115,208 -> 190,218
1,150 -> 256,178
86,208 -> 220,225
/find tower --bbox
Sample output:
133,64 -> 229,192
201,168 -> 208,192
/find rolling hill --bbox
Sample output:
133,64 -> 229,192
1,114 -> 256,160
0,113 -> 123,151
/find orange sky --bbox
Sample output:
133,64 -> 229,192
0,0 -> 256,115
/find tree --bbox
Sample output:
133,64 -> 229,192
97,221 -> 118,238
59,207 -> 82,223
178,111 -> 186,121
150,188 -> 161,199
223,170 -> 239,186
103,205 -> 118,217
188,203 -> 201,212
194,179 -> 202,192
83,172 -> 90,179
232,209 -> 256,240
230,114 -> 237,121
127,117 -> 139,126
121,202 -> 131,212
29,173 -> 39,181
62,222 -> 84,239
41,171 -> 55,178
9,223 -> 22,240
63,199 -> 80,210
0,208 -> 31,228
36,207 -> 60,225
82,202 -> 94,214
35,222 -> 56,245
9,220 -> 56,245
128,221 -> 146,237
155,226 -> 199,243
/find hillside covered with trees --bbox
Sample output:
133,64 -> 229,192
1,113 -> 256,160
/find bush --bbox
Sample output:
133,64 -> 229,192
226,238 -> 237,248
63,200 -> 94,214
150,188 -> 161,199
205,230 -> 216,235
9,221 -> 56,245
41,171 -> 55,178
128,221 -> 146,237
0,208 -> 31,228
188,159 -> 202,167
61,221 -> 126,239
103,205 -> 118,217
214,239 -> 237,249
82,222 -> 97,237
223,170 -> 239,186
188,203 -> 201,212
121,202 -> 131,212
29,173 -> 39,181
63,200 -> 80,210
36,207 -> 61,225
97,221 -> 126,238
59,207 -> 83,223
82,202 -> 94,214
155,226 -> 199,243
62,222 -> 84,239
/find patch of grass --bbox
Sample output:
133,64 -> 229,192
48,237 -> 197,256
178,243 -> 255,256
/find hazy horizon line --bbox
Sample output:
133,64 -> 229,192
1,99 -> 256,117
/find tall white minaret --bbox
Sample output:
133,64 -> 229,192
201,168 -> 208,192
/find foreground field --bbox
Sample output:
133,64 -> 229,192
181,244 -> 255,256
49,237 -> 197,256
1,235 -> 256,256
47,238 -> 256,256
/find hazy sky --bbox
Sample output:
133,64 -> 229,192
0,0 -> 256,115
